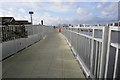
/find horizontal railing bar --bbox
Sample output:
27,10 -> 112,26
67,26 -> 104,30
110,26 -> 120,31
68,30 -> 102,42
111,43 -> 120,49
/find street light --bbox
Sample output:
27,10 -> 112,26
29,11 -> 34,25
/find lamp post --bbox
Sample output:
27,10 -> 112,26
29,11 -> 34,25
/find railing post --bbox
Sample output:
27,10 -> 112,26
104,26 -> 112,78
70,28 -> 72,45
0,39 -> 2,80
0,25 -> 2,60
99,26 -> 109,78
90,28 -> 95,77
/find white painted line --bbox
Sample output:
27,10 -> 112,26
43,35 -> 46,40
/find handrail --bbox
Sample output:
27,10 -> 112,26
62,25 -> 120,78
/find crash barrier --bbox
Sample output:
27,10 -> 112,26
62,25 -> 120,79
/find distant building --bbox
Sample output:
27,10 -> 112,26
0,17 -> 15,25
0,17 -> 31,42
108,21 -> 120,26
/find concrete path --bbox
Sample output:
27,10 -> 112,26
2,31 -> 85,78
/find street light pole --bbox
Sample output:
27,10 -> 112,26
29,11 -> 34,25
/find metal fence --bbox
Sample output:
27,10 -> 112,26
62,25 -> 120,79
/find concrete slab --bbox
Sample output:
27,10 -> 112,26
2,31 -> 85,78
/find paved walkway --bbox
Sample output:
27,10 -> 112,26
2,31 -> 85,78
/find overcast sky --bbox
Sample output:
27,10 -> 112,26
0,0 -> 119,25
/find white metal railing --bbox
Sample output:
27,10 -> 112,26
105,26 -> 120,79
62,25 -> 120,79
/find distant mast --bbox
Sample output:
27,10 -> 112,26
118,1 -> 120,21
29,11 -> 34,25
41,20 -> 43,25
